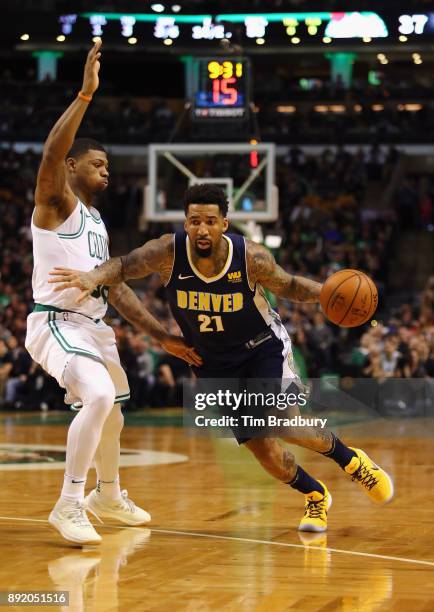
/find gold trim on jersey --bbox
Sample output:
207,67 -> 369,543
186,235 -> 233,284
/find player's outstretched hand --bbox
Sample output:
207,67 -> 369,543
81,37 -> 102,97
48,267 -> 98,304
161,335 -> 203,367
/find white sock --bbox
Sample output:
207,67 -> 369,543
93,405 -> 124,502
96,476 -> 122,501
60,356 -> 116,505
60,474 -> 86,503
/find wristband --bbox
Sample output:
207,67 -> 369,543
78,91 -> 92,102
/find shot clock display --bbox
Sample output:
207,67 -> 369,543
192,57 -> 251,120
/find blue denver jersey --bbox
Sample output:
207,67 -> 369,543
165,230 -> 290,369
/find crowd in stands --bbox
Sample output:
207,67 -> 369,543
3,75 -> 434,144
0,143 -> 433,411
259,105 -> 434,145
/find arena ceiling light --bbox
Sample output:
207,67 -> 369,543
399,35 -> 408,42
363,36 -> 372,43
398,103 -> 422,111
56,35 -> 66,42
255,37 -> 265,45
151,4 -> 165,12
291,37 -> 300,44
329,105 -> 346,113
171,4 -> 181,11
164,38 -> 173,45
128,37 -> 137,44
20,33 -> 30,41
323,36 -> 332,43
277,105 -> 296,113
378,54 -> 388,64
264,235 -> 282,249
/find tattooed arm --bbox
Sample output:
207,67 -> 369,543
246,240 -> 322,303
108,283 -> 202,366
49,234 -> 175,303
108,283 -> 167,341
49,234 -> 202,365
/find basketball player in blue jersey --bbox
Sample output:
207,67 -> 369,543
50,183 -> 394,532
26,39 -> 201,545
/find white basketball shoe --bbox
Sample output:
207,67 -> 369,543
49,499 -> 102,545
84,489 -> 151,525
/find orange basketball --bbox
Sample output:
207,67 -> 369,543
320,269 -> 378,327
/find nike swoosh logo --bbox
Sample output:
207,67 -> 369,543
178,274 -> 194,280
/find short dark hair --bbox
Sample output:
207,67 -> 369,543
66,138 -> 106,160
183,183 -> 229,217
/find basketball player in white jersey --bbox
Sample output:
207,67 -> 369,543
25,39 -> 202,545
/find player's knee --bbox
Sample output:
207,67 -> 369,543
90,386 -> 116,414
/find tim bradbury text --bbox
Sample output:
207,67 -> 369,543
194,415 -> 328,429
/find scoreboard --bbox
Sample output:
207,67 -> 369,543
191,58 -> 251,121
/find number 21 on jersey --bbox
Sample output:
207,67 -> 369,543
198,314 -> 224,332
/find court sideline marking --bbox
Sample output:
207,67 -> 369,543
0,515 -> 433,568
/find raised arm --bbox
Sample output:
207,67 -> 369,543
34,39 -> 102,230
246,240 -> 322,303
49,234 -> 175,303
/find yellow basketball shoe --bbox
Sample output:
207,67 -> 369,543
345,448 -> 394,504
298,481 -> 332,533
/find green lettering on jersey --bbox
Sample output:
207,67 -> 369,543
87,231 -> 109,261
91,284 -> 109,304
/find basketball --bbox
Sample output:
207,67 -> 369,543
320,269 -> 378,327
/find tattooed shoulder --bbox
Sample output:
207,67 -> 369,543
156,233 -> 175,284
121,233 -> 174,281
246,240 -> 275,285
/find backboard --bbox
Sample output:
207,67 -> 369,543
145,142 -> 278,222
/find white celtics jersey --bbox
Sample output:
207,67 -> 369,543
31,199 -> 110,319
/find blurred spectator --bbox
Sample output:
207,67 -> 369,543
307,312 -> 335,374
0,339 -> 13,400
4,335 -> 32,406
127,336 -> 156,409
153,354 -> 192,408
379,333 -> 401,378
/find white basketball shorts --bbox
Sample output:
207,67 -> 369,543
25,310 -> 130,406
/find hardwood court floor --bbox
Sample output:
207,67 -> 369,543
0,413 -> 434,611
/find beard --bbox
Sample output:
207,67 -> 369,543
194,241 -> 212,258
